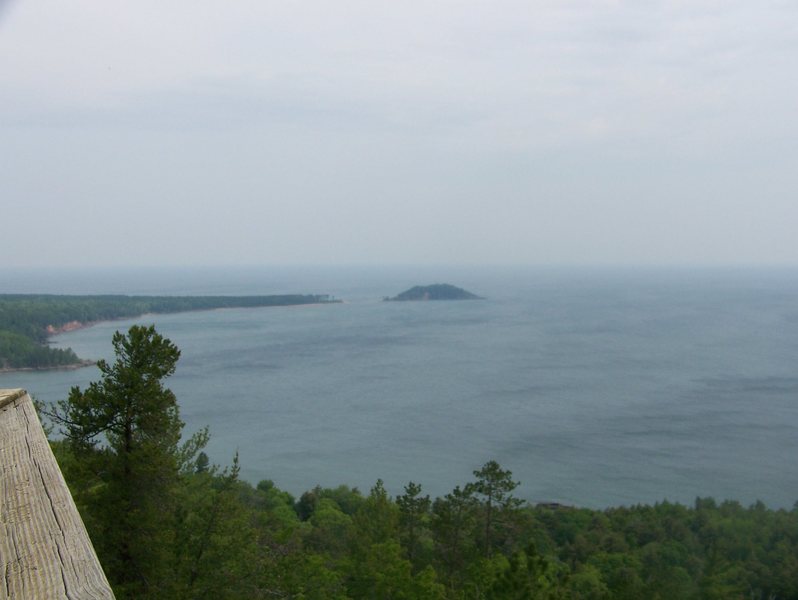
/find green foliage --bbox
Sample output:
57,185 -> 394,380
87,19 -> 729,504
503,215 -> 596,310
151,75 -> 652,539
432,485 -> 479,584
0,293 -> 337,369
171,454 -> 264,599
194,451 -> 210,473
297,484 -> 365,521
353,479 -> 400,549
307,498 -> 355,557
567,563 -> 611,599
348,541 -> 446,599
0,329 -> 80,369
397,481 -> 432,568
43,326 -> 798,598
280,553 -> 350,599
469,460 -> 523,557
487,544 -> 570,599
47,325 -> 207,598
56,445 -> 798,600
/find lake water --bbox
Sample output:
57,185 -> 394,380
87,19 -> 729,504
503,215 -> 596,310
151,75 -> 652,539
2,265 -> 797,509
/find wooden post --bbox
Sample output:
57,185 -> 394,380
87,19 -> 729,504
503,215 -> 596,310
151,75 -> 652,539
0,389 -> 115,599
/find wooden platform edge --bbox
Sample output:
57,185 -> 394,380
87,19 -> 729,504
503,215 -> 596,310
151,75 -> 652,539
0,389 -> 116,599
0,389 -> 26,410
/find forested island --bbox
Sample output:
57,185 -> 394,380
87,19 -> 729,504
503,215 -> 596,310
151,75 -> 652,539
0,293 -> 338,371
38,324 -> 798,599
385,284 -> 482,301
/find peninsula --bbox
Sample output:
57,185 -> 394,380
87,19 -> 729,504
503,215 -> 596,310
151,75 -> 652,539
384,283 -> 482,302
0,293 -> 340,371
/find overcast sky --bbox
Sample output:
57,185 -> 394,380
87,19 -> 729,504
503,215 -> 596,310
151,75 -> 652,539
1,0 -> 796,267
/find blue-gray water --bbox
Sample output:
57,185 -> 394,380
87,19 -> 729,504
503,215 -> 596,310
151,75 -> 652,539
2,266 -> 797,509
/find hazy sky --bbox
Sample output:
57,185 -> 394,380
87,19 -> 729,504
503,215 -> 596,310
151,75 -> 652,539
2,0 -> 797,267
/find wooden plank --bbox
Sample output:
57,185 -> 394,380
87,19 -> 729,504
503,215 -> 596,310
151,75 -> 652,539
0,389 -> 115,599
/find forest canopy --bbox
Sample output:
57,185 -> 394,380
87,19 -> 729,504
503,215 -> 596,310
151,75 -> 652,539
0,293 -> 338,370
41,325 -> 798,599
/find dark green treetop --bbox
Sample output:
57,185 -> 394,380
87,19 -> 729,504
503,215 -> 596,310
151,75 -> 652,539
468,460 -> 523,556
48,324 -> 208,598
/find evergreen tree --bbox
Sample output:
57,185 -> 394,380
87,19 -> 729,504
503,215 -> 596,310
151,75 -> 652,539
469,460 -> 523,556
353,479 -> 399,547
397,481 -> 431,568
431,485 -> 478,584
172,454 -> 263,599
49,325 -> 207,598
488,543 -> 570,599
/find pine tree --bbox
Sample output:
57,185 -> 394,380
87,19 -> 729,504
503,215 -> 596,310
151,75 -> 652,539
469,460 -> 522,556
50,325 -> 206,598
397,481 -> 431,568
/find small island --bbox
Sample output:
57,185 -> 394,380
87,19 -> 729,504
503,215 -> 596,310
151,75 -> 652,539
384,283 -> 482,302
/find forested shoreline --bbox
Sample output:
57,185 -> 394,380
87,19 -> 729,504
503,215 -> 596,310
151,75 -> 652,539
39,324 -> 798,599
53,439 -> 798,599
0,293 -> 338,370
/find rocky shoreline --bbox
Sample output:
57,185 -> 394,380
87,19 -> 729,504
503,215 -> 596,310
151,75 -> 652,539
45,320 -> 96,335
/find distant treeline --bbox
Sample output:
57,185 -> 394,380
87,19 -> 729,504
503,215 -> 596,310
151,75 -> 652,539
0,294 -> 337,370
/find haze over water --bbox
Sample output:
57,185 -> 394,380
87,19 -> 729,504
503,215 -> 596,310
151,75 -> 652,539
2,266 -> 797,509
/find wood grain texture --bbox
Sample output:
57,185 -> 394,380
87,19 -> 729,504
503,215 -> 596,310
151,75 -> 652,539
0,389 -> 115,599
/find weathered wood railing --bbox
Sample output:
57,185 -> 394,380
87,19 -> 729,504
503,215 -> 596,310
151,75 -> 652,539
0,389 -> 114,599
